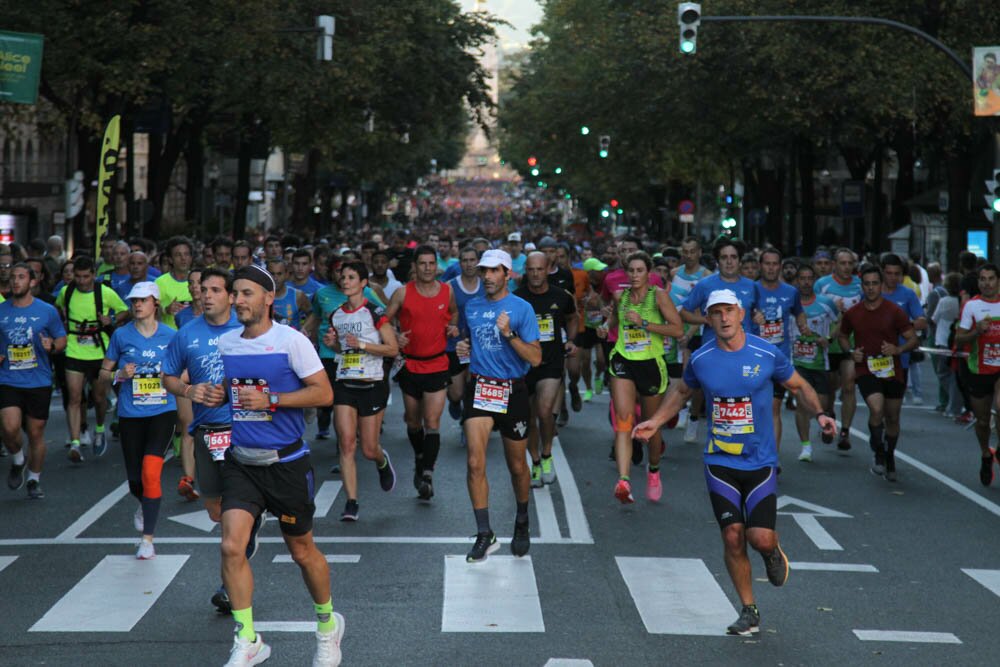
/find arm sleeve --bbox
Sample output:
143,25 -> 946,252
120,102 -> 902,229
287,330 -> 325,379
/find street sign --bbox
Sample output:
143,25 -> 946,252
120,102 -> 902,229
973,47 -> 1000,117
0,30 -> 44,105
679,213 -> 694,223
677,199 -> 695,214
841,180 -> 864,218
748,208 -> 767,226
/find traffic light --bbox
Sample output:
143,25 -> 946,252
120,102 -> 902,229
528,156 -> 538,167
601,209 -> 610,218
554,167 -> 563,175
599,135 -> 611,159
531,167 -> 540,177
610,199 -> 619,208
580,126 -> 590,136
988,169 -> 1000,217
721,217 -> 736,230
678,3 -> 701,54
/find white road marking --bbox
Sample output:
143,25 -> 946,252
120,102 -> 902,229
532,485 -> 562,541
551,438 -> 593,544
616,556 -> 734,636
777,495 -> 850,551
55,481 -> 130,540
255,621 -> 314,632
312,480 -> 342,519
962,568 -> 1000,597
0,535 -> 585,547
0,555 -> 17,574
168,509 -> 218,532
849,427 -> 1000,519
853,630 -> 961,644
776,496 -> 851,517
441,555 -> 544,632
272,554 -> 361,564
791,562 -> 878,572
30,555 -> 189,632
544,661 -> 595,667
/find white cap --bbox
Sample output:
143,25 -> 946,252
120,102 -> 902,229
705,289 -> 741,310
507,232 -> 522,243
477,249 -> 512,271
524,242 -> 537,251
125,281 -> 160,301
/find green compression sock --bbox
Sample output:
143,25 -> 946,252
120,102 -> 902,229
95,424 -> 105,434
315,599 -> 336,633
232,607 -> 255,641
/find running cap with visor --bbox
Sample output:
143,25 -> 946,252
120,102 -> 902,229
125,281 -> 160,301
705,289 -> 742,310
477,249 -> 512,271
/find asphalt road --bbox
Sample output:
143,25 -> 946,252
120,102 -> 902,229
1,360 -> 998,666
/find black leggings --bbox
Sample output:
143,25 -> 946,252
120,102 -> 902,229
119,411 -> 176,535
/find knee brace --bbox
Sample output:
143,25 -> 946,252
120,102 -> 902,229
141,455 -> 164,499
614,412 -> 635,433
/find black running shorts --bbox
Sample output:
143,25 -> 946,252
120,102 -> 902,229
222,451 -> 315,536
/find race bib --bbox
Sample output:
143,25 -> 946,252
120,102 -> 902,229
985,343 -> 1000,368
663,337 -> 674,356
206,428 -> 232,462
866,355 -> 895,378
585,309 -> 603,327
230,378 -> 272,422
457,349 -> 471,365
793,339 -> 818,362
761,319 -> 783,343
7,344 -> 37,370
623,325 -> 651,353
712,396 -> 755,436
132,372 -> 168,406
537,315 -> 555,342
473,377 -> 511,414
77,334 -> 97,347
338,352 -> 366,379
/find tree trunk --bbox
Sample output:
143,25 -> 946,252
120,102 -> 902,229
146,121 -> 189,240
872,148 -> 884,255
946,153 -> 972,269
798,139 -> 816,255
232,135 -> 253,241
184,123 -> 204,227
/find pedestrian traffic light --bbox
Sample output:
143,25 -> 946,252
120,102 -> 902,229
610,199 -> 619,208
580,126 -> 590,136
554,167 -> 563,175
528,156 -> 538,167
721,216 -> 736,230
531,167 -> 540,177
601,209 -> 610,218
678,3 -> 701,54
989,169 -> 1000,215
599,135 -> 611,159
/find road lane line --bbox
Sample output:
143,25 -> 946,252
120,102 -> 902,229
532,485 -> 561,541
255,621 -> 314,632
272,554 -> 361,564
853,630 -> 961,644
0,535 -> 588,546
962,568 -> 1000,597
791,562 -> 878,572
312,480 -> 342,519
787,514 -> 843,551
551,437 -> 593,544
54,481 -> 130,540
849,427 -> 1000,519
616,556 -> 734,636
29,555 -> 189,632
442,555 -> 544,632
0,555 -> 17,573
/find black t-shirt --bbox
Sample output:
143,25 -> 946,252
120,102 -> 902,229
515,284 -> 577,367
548,266 -> 574,294
961,271 -> 980,300
391,249 -> 414,283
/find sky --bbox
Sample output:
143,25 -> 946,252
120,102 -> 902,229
461,0 -> 542,50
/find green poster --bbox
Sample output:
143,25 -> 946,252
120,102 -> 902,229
0,30 -> 44,105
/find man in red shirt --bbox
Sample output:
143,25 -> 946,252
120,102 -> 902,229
838,265 -> 919,481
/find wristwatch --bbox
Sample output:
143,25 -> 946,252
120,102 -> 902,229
505,330 -> 517,340
641,319 -> 649,329
268,392 -> 280,412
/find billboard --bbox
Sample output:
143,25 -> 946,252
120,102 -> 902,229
974,47 -> 1000,117
967,230 -> 989,259
0,30 -> 43,105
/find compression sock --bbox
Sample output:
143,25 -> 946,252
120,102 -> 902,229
516,501 -> 529,523
406,428 -> 425,472
12,450 -> 25,466
423,429 -> 441,471
232,607 -> 255,642
95,424 -> 105,434
474,507 -> 491,534
885,435 -> 898,453
869,424 -> 885,453
141,497 -> 162,535
315,599 -> 336,633
801,440 -> 811,448
648,465 -> 659,473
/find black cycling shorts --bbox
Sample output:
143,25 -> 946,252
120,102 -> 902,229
575,328 -> 599,349
856,373 -> 906,400
526,362 -> 564,396
966,370 -> 1000,399
704,464 -> 777,530
447,351 -> 469,377
795,367 -> 830,396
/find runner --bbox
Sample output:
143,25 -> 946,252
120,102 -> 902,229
515,252 -> 577,488
99,282 -> 177,559
231,241 -> 253,270
576,257 -> 608,401
880,253 -> 928,406
327,260 -> 399,520
1,263 -> 67,499
211,237 -> 234,271
99,241 -> 132,295
954,263 -> 1000,486
290,249 -> 324,298
445,247 -> 485,425
838,265 -> 919,482
601,251 -> 684,503
267,258 -> 310,330
634,288 -> 836,636
385,245 -> 457,500
215,265 -> 340,666
154,236 -> 194,329
455,249 -> 541,562
789,263 -> 838,462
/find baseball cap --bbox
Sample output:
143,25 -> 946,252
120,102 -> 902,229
582,257 -> 608,272
524,242 -> 537,251
477,249 -> 513,271
705,289 -> 741,310
507,232 -> 522,243
125,281 -> 160,301
538,236 -> 558,249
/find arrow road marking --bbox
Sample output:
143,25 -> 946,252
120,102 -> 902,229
777,495 -> 851,551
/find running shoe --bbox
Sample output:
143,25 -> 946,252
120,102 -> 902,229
871,454 -> 886,477
80,429 -> 93,447
7,460 -> 26,490
26,479 -> 43,499
677,407 -> 689,428
448,400 -> 462,421
510,520 -> 530,557
136,539 -> 156,560
683,419 -> 699,443
557,406 -> 569,427
177,475 -> 199,501
762,544 -> 789,586
134,505 -> 144,532
594,376 -> 604,395
646,469 -> 662,502
798,445 -> 813,462
212,586 -> 232,614
980,455 -> 994,487
541,457 -> 556,484
631,440 -> 644,465
377,451 -> 396,492
340,499 -> 359,522
614,478 -> 635,504
911,395 -> 923,405
329,462 -> 341,474
413,468 -> 423,491
466,531 -> 499,563
315,429 -> 331,440
417,471 -> 434,500
530,464 -> 543,488
726,604 -> 760,636
246,512 -> 262,561
313,613 -> 345,667
68,444 -> 83,463
821,428 -> 834,445
224,632 -> 271,667
956,410 -> 975,425
836,430 -> 851,451
583,389 -> 593,402
570,386 -> 582,412
93,430 -> 108,457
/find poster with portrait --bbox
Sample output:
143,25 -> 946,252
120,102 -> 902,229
974,47 -> 1000,116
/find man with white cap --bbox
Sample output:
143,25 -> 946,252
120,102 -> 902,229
634,288 -> 836,637
455,248 -> 542,563
507,232 -> 526,284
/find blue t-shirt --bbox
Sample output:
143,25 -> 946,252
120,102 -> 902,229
0,299 -> 67,388
681,274 -> 758,344
464,292 -> 540,379
290,276 -> 323,299
754,281 -> 803,358
219,323 -> 325,460
882,284 -> 924,368
273,286 -> 303,330
114,272 -> 160,302
684,334 -> 794,470
100,270 -> 132,295
162,313 -> 242,431
105,321 -> 178,418
447,276 -> 486,352
441,262 -> 462,283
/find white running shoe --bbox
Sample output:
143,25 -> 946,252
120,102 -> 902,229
683,419 -> 699,444
134,505 -> 144,532
224,632 -> 271,666
312,613 -> 345,667
798,445 -> 813,462
80,429 -> 93,446
677,407 -> 689,428
136,539 -> 156,560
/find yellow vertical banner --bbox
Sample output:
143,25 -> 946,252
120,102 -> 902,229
95,114 -> 121,257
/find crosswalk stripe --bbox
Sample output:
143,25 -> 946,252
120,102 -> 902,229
272,554 -> 361,564
853,630 -> 961,644
791,562 -> 878,572
0,555 -> 17,574
55,481 -> 129,540
616,556 -> 734,636
312,480 -> 342,519
255,621 -> 314,632
30,555 -> 189,632
962,568 -> 1000,597
544,660 -> 594,666
533,486 -> 561,541
441,554 -> 544,632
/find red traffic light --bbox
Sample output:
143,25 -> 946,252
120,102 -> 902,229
527,156 -> 538,167
610,199 -> 619,208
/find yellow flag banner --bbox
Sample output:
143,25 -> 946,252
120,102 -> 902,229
95,114 -> 121,258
